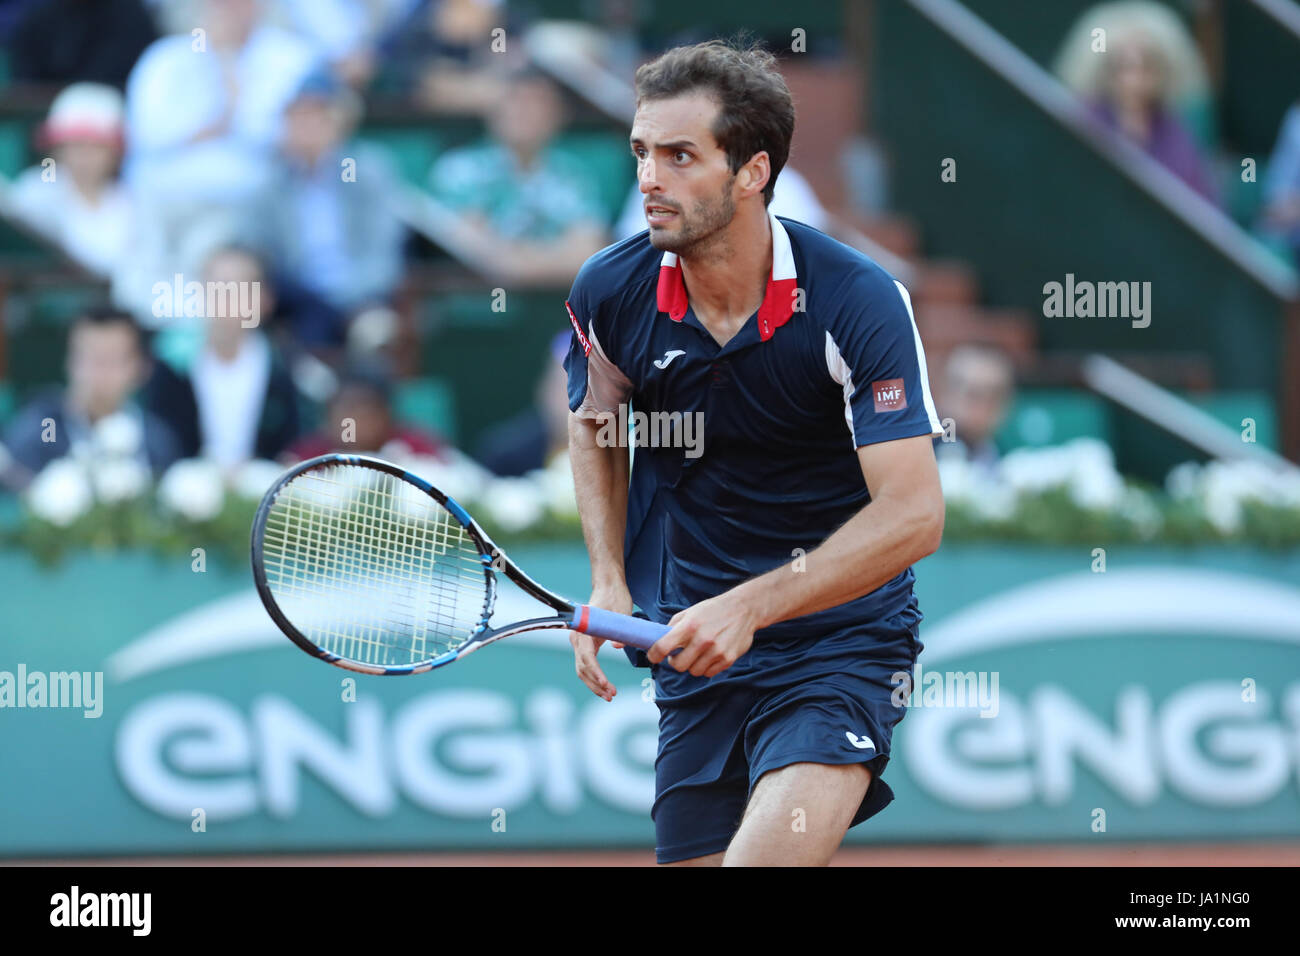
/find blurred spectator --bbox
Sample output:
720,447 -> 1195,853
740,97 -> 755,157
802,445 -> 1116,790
1259,102 -> 1300,269
1,83 -> 134,278
254,69 -> 406,348
123,0 -> 318,203
1055,1 -> 1217,204
377,0 -> 519,113
9,0 -> 157,90
285,364 -> 449,461
271,0 -> 411,87
474,331 -> 569,476
148,0 -> 412,85
146,245 -> 303,470
615,164 -> 829,240
427,66 -> 608,284
1,308 -> 181,490
118,0 -> 320,322
934,344 -> 1015,477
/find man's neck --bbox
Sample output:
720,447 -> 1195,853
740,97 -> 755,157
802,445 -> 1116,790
209,331 -> 251,364
509,144 -> 542,172
68,398 -> 119,426
70,176 -> 108,207
679,205 -> 771,347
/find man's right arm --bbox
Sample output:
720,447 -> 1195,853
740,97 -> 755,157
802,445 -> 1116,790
567,409 -> 631,701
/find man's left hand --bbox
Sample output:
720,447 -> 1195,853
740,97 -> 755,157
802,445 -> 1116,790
646,591 -> 759,678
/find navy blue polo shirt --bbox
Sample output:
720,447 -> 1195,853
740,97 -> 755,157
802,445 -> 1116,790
564,212 -> 942,648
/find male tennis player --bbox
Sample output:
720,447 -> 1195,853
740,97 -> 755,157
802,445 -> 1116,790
564,40 -> 945,866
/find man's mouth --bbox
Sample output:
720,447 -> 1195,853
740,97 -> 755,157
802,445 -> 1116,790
645,204 -> 678,226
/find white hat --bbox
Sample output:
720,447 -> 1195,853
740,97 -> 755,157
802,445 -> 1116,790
41,83 -> 125,148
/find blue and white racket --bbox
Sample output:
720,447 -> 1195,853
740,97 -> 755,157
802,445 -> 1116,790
250,453 -> 669,675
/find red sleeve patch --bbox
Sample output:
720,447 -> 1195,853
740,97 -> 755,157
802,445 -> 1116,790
565,300 -> 592,356
872,378 -> 907,412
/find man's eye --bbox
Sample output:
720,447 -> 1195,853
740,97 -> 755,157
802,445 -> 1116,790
675,151 -> 690,163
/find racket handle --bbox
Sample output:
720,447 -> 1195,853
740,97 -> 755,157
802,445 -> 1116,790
571,605 -> 672,651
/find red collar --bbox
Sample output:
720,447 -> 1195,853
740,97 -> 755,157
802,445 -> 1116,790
655,211 -> 799,341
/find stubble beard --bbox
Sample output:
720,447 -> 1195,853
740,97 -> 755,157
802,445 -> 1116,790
648,175 -> 737,258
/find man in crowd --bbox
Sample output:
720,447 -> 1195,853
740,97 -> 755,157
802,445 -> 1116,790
1,308 -> 180,490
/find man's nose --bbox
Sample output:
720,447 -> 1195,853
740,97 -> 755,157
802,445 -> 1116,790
638,157 -> 658,192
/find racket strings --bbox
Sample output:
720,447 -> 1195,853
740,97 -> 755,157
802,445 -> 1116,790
261,464 -> 489,666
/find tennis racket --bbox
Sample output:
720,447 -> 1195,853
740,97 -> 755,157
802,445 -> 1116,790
250,453 -> 670,675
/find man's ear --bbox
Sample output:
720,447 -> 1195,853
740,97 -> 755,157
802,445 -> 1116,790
738,151 -> 771,201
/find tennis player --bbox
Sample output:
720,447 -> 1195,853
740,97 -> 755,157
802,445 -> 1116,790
564,39 -> 945,866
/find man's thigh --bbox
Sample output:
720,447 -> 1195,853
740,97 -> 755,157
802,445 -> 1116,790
652,615 -> 918,865
724,762 -> 873,867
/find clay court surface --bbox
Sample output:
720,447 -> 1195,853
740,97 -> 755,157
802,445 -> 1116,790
13,843 -> 1300,866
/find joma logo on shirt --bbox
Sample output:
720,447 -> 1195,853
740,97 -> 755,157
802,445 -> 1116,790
872,379 -> 907,412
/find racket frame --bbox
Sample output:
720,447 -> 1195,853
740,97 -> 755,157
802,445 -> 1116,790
251,453 -> 604,675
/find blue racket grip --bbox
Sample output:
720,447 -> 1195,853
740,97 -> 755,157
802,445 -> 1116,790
571,605 -> 672,651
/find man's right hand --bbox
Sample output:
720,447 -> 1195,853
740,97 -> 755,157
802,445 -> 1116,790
570,584 -> 633,702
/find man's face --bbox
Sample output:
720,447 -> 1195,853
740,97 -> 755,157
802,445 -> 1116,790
203,249 -> 265,347
492,79 -> 562,157
206,0 -> 259,47
54,141 -> 119,189
946,355 -> 1012,446
630,92 -> 739,254
1109,35 -> 1163,112
329,388 -> 391,452
66,322 -> 142,420
283,97 -> 341,163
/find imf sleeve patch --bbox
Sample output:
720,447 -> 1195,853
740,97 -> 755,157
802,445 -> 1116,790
871,378 -> 907,412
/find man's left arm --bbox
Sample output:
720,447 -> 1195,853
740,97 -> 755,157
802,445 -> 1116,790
647,434 -> 944,676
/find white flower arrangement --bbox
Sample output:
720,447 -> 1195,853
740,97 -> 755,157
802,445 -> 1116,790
157,458 -> 226,523
12,438 -> 1300,564
91,457 -> 151,505
1165,459 -> 1300,535
92,412 -> 144,458
26,458 -> 94,527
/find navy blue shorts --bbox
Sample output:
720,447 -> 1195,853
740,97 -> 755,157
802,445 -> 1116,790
648,601 -> 922,864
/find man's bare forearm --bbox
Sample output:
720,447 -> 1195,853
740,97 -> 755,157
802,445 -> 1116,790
731,489 -> 943,631
568,411 -> 630,592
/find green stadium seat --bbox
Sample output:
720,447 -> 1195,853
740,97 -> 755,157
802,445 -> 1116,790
0,119 -> 31,180
5,285 -> 105,400
0,210 -> 58,263
0,380 -> 15,426
1179,98 -> 1217,154
997,389 -> 1112,450
395,376 -> 458,444
357,129 -> 443,187
1225,155 -> 1268,228
428,290 -> 511,330
5,319 -> 67,400
1185,390 -> 1278,450
553,132 -> 635,225
27,285 -> 102,325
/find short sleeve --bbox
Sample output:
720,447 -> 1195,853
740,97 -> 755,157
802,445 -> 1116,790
562,267 -> 633,420
823,272 -> 942,448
